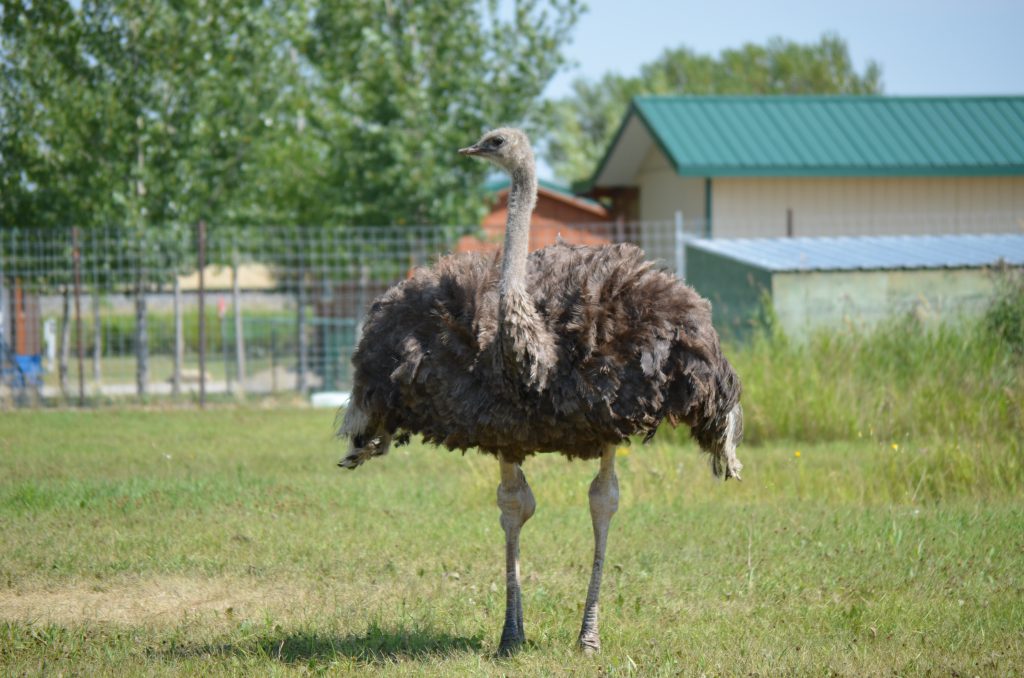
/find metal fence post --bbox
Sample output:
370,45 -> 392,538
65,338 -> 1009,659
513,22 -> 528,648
72,226 -> 85,406
0,232 -> 6,406
232,247 -> 246,396
197,220 -> 207,408
172,276 -> 182,397
270,323 -> 278,393
296,259 -> 308,394
221,303 -> 231,393
91,238 -> 101,387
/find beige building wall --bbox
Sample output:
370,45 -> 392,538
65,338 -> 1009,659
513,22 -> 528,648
712,176 -> 1024,238
636,147 -> 706,228
632,144 -> 1024,238
635,147 -> 706,265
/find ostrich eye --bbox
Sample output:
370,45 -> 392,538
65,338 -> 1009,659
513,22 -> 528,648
492,137 -> 505,147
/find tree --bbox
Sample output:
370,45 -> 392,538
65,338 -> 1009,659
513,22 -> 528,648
3,0 -> 582,399
299,0 -> 582,227
544,33 -> 883,183
4,0 -> 582,230
1,0 -> 310,395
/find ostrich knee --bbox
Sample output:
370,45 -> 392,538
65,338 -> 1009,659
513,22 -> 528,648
578,445 -> 619,654
496,461 -> 535,656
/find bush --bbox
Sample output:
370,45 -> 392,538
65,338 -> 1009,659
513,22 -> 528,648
984,265 -> 1024,355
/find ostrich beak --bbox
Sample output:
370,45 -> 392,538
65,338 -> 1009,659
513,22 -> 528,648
459,144 -> 481,156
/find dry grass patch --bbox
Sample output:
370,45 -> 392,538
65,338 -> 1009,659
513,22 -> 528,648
0,576 -> 312,627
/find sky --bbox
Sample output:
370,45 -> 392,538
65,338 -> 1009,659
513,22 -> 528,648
541,0 -> 1024,99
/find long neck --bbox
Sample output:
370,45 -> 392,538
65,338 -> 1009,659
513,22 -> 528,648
499,164 -> 537,295
494,155 -> 551,391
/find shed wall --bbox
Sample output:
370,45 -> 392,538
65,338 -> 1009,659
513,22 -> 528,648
771,267 -> 999,340
684,246 -> 771,340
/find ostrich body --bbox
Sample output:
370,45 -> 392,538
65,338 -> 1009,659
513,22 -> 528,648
339,128 -> 743,655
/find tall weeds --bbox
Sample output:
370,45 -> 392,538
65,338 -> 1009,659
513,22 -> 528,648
728,269 -> 1024,449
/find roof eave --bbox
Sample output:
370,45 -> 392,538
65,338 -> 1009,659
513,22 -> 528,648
586,99 -> 691,189
677,165 -> 1024,178
492,185 -> 609,217
583,101 -> 642,191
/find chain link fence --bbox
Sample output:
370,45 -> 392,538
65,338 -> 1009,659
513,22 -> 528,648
0,221 -> 687,406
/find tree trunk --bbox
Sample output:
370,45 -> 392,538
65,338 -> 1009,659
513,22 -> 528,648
172,276 -> 183,396
135,282 -> 148,398
59,287 -> 70,399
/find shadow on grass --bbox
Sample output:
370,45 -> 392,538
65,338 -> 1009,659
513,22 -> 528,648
169,622 -> 484,666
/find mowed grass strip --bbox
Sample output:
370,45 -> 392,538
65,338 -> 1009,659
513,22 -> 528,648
1,408 -> 1022,676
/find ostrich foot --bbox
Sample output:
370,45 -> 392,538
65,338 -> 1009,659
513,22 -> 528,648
577,632 -> 600,655
497,630 -> 524,657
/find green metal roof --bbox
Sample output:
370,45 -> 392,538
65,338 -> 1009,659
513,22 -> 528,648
592,96 -> 1024,182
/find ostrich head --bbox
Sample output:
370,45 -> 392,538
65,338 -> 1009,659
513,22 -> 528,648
459,127 -> 534,174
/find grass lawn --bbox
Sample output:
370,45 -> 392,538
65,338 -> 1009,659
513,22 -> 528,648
1,408 -> 1021,676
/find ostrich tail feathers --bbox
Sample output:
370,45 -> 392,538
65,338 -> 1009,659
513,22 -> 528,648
709,403 -> 744,481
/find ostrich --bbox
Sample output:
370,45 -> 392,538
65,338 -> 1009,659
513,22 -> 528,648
338,128 -> 743,656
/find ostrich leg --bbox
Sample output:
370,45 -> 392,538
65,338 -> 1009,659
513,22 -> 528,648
577,444 -> 619,654
496,459 -> 535,656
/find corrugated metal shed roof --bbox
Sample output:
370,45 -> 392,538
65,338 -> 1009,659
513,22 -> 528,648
592,96 -> 1024,183
688,234 -> 1024,272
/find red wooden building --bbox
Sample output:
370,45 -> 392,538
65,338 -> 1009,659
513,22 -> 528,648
457,178 -> 615,254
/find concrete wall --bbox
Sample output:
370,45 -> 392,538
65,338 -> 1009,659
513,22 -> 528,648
771,267 -> 1000,340
712,176 -> 1024,238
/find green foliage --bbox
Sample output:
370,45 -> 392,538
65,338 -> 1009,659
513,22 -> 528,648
545,33 -> 883,182
292,0 -> 581,226
2,0 -> 581,246
983,266 -> 1024,354
53,309 -> 298,357
1,0 -> 312,282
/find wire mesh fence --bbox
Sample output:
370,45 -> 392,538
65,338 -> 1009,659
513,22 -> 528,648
1,213 -> 1020,408
0,221 -> 687,407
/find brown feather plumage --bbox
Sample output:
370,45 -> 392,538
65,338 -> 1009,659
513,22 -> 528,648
342,239 -> 743,466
